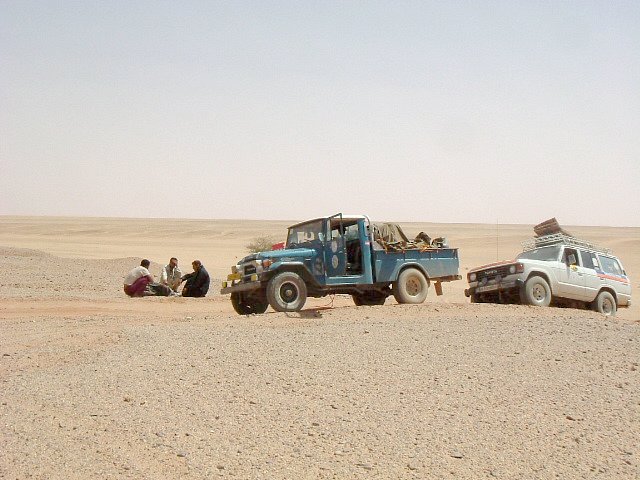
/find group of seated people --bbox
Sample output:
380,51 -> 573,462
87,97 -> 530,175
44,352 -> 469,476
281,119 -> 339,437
123,258 -> 210,298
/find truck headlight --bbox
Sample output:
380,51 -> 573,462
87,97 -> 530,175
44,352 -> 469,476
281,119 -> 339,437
262,259 -> 273,268
509,265 -> 516,274
469,273 -> 477,282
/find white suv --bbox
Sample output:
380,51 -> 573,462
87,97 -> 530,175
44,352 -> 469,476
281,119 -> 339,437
464,234 -> 632,316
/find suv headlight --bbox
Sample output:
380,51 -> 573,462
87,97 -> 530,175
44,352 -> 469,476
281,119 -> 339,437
469,272 -> 477,282
262,259 -> 273,268
509,265 -> 516,274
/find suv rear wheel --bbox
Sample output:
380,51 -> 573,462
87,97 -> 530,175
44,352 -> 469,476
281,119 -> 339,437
522,276 -> 552,307
593,291 -> 616,316
266,272 -> 307,312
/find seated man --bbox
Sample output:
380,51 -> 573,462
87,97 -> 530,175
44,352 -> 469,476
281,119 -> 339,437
181,260 -> 210,298
124,259 -> 154,297
160,257 -> 182,292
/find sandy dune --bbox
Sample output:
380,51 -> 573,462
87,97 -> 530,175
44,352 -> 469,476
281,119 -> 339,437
0,216 -> 638,479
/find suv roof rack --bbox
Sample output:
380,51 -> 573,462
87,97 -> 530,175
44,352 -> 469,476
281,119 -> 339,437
522,233 -> 612,255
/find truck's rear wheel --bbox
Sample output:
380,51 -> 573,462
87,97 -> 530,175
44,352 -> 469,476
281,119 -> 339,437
231,292 -> 269,315
593,291 -> 616,316
393,268 -> 429,304
266,272 -> 307,312
352,292 -> 387,306
521,276 -> 551,307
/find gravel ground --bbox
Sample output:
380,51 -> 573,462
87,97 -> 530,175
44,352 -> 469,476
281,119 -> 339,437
1,246 -> 639,479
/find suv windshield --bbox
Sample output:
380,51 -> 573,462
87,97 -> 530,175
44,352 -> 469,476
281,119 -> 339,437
286,220 -> 324,248
517,246 -> 561,262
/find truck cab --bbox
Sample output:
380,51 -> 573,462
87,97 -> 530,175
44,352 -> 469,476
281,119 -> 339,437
221,214 -> 461,314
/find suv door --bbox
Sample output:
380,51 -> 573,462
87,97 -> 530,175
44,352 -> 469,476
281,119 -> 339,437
553,247 -> 586,299
579,250 -> 601,302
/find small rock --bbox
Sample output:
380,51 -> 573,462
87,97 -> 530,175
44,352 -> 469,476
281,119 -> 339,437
177,452 -> 187,458
311,422 -> 320,426
216,465 -> 225,470
407,461 -> 419,471
357,462 -> 373,470
566,415 -> 576,421
450,452 -> 464,459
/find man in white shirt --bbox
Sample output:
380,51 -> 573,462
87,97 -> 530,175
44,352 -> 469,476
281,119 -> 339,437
160,257 -> 182,292
124,259 -> 154,297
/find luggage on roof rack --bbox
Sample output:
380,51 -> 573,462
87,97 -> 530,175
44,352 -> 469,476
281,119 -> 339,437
533,218 -> 572,237
522,233 -> 611,255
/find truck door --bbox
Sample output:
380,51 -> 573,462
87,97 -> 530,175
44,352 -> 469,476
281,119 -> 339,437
324,214 -> 346,277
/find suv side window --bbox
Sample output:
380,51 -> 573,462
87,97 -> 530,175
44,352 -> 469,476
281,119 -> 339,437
599,256 -> 623,276
580,250 -> 596,270
563,248 -> 579,266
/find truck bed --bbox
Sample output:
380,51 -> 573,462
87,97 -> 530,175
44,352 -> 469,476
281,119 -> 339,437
372,244 -> 460,283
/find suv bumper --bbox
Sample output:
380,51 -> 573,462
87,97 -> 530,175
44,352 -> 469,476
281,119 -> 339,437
465,278 -> 524,297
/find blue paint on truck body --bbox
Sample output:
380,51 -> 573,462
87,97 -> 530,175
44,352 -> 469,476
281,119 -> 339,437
221,214 -> 460,299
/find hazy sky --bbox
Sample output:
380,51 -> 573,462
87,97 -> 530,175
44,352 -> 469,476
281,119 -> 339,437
1,1 -> 639,226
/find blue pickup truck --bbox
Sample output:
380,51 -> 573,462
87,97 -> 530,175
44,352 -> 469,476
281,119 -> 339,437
220,214 -> 461,314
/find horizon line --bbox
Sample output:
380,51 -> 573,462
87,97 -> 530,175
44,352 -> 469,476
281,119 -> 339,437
0,213 -> 638,229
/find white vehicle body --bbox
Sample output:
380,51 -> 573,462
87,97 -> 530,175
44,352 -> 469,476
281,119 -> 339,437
465,235 -> 631,314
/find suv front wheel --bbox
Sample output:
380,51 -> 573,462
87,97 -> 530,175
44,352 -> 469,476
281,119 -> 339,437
522,276 -> 552,307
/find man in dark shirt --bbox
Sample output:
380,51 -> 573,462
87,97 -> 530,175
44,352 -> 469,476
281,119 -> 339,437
181,260 -> 210,297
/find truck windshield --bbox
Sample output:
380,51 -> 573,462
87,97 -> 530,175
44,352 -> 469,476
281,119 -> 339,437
286,220 -> 324,247
517,246 -> 561,261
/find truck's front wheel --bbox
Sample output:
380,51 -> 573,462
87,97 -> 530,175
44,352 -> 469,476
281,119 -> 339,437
266,272 -> 307,312
393,268 -> 429,304
231,292 -> 269,315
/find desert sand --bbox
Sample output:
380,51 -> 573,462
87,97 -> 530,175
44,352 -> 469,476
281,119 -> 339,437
0,216 -> 638,479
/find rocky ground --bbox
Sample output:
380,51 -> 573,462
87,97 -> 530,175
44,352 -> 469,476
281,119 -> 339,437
1,246 -> 639,479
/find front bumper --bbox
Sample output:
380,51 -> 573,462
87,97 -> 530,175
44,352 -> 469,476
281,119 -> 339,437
220,280 -> 262,295
465,278 -> 523,297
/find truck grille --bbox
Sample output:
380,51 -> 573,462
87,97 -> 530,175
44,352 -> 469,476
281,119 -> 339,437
477,265 -> 511,280
244,265 -> 257,275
